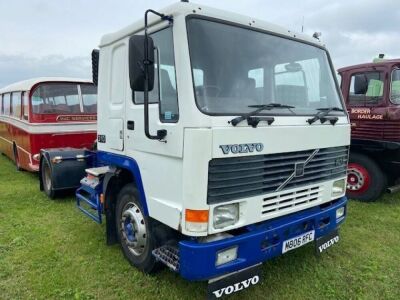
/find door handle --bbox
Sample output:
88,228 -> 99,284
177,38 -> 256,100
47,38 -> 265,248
127,120 -> 135,130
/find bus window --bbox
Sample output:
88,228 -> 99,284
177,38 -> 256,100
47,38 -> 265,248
3,93 -> 10,115
0,94 -> 3,115
81,84 -> 97,113
11,92 -> 22,118
22,92 -> 29,120
32,83 -> 82,114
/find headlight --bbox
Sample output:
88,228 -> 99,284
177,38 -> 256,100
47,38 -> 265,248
213,203 -> 239,229
332,179 -> 346,198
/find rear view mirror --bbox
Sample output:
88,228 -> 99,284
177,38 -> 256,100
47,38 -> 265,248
354,74 -> 368,94
285,62 -> 303,73
129,35 -> 155,91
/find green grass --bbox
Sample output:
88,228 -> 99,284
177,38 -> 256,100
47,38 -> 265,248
0,154 -> 400,300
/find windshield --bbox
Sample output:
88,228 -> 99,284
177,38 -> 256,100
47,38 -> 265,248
186,18 -> 344,116
32,83 -> 97,114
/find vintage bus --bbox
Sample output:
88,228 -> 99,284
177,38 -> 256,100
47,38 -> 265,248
0,77 -> 97,172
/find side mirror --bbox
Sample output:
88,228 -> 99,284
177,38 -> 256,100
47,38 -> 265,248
91,49 -> 99,86
354,74 -> 368,94
129,35 -> 155,91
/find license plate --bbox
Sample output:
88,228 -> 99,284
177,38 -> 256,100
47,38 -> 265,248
207,264 -> 261,299
282,230 -> 315,254
315,229 -> 340,254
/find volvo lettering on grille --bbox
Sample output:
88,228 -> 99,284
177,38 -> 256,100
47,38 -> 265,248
276,149 -> 320,192
219,143 -> 264,155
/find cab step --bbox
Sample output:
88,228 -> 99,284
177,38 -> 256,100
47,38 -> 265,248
152,245 -> 180,272
76,167 -> 107,224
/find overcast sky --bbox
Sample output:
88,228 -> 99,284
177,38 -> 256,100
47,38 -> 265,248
0,0 -> 398,87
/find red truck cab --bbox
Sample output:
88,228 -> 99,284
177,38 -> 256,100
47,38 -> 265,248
338,56 -> 400,201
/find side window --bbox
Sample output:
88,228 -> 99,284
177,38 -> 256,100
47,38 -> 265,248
349,72 -> 384,106
3,93 -> 11,115
337,73 -> 342,88
11,92 -> 22,118
391,69 -> 400,104
193,69 -> 204,87
274,62 -> 307,107
22,92 -> 29,120
134,27 -> 179,123
0,94 -> 3,115
248,68 -> 264,103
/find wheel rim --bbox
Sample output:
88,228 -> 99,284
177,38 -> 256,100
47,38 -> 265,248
120,201 -> 147,256
347,163 -> 371,194
43,163 -> 52,191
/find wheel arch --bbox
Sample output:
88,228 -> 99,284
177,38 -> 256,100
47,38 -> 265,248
99,152 -> 150,245
350,141 -> 387,171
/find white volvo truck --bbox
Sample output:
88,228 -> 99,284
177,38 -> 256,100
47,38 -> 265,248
40,2 -> 350,298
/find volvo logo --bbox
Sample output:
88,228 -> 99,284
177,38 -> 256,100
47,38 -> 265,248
220,143 -> 264,155
294,162 -> 305,177
276,149 -> 320,191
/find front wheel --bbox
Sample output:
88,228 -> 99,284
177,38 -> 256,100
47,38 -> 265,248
41,159 -> 56,199
115,184 -> 158,273
347,153 -> 387,202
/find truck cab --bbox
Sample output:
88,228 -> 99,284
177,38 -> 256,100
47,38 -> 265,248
338,56 -> 400,201
45,2 -> 350,296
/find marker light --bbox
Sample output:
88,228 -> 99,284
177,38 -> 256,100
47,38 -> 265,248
332,179 -> 346,198
51,156 -> 63,164
336,207 -> 345,219
185,209 -> 209,232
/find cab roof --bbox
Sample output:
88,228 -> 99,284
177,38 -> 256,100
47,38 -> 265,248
338,58 -> 400,73
100,1 -> 323,48
0,77 -> 92,94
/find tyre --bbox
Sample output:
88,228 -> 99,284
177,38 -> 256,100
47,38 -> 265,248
41,158 -> 56,199
347,153 -> 387,202
115,184 -> 158,273
13,145 -> 22,171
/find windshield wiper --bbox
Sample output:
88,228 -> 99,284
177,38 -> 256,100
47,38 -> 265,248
307,107 -> 344,125
230,103 -> 295,127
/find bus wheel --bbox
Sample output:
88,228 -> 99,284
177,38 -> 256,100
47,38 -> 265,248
347,153 -> 386,202
41,159 -> 56,199
13,145 -> 22,171
116,184 -> 158,273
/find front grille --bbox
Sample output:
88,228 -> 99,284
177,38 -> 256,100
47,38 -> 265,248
352,121 -> 400,141
207,146 -> 348,204
262,186 -> 323,215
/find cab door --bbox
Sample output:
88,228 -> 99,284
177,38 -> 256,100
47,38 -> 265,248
124,25 -> 183,158
98,42 -> 127,152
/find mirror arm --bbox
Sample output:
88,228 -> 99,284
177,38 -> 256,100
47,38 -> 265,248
142,9 -> 172,141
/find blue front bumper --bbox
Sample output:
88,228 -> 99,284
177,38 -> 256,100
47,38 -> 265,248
179,196 -> 347,281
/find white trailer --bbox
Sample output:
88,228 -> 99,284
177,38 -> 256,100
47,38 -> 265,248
43,1 -> 350,297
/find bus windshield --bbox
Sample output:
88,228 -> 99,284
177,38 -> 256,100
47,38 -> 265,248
31,83 -> 97,114
186,18 -> 344,116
